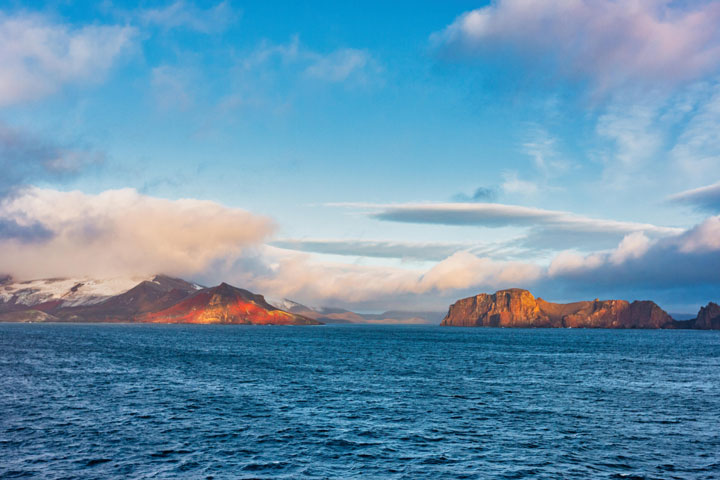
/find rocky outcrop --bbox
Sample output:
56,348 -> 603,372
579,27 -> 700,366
694,302 -> 720,330
441,289 -> 677,329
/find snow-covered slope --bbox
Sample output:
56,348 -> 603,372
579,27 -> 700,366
0,276 -> 151,308
267,298 -> 316,312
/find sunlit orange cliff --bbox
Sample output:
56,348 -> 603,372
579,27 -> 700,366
440,288 -> 717,329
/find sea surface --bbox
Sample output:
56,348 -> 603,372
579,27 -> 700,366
1,324 -> 719,479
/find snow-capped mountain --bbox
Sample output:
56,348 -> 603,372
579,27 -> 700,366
0,276 -> 147,309
0,275 -> 203,310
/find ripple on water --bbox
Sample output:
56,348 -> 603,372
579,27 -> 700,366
1,324 -> 719,479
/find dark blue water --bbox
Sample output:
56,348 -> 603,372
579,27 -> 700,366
1,324 -> 719,479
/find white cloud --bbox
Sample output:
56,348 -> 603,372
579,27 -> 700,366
677,215 -> 720,253
151,65 -> 195,110
222,246 -> 542,307
140,1 -> 238,34
418,251 -> 541,292
522,126 -> 565,173
243,36 -> 380,85
670,83 -> 720,176
0,188 -> 274,280
0,12 -> 135,106
434,0 -> 720,91
501,171 -> 539,196
304,48 -> 378,83
609,231 -> 651,265
596,102 -> 664,169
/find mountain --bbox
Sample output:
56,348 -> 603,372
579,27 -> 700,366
0,276 -> 319,325
441,288 -> 681,329
0,276 -> 150,311
140,283 -> 319,325
271,298 -> 442,324
57,275 -> 203,322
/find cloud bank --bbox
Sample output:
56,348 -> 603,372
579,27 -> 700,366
0,188 -> 274,280
0,188 -> 717,311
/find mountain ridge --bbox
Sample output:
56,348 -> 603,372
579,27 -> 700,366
0,275 -> 319,325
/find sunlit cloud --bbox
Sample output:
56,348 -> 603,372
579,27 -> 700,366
0,188 -> 274,280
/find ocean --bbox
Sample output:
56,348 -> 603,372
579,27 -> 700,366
1,324 -> 719,479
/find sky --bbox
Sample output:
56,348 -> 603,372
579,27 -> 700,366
1,0 -> 720,314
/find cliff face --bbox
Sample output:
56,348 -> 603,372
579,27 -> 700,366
441,289 -> 676,329
694,302 -> 720,330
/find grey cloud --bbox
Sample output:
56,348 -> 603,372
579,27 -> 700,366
541,217 -> 720,310
453,186 -> 497,203
0,219 -> 53,243
0,122 -> 103,197
271,239 -> 474,261
323,202 -> 684,253
364,202 -> 680,239
668,181 -> 720,213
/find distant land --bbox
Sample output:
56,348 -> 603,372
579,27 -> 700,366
0,275 -> 317,325
441,288 -> 720,330
269,298 -> 442,325
0,275 -> 441,325
1,276 -> 717,328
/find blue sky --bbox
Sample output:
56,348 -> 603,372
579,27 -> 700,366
1,0 -> 720,313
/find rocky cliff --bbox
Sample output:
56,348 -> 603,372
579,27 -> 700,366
441,289 -> 677,329
694,302 -> 720,330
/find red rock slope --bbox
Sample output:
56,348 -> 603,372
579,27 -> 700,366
139,283 -> 320,325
